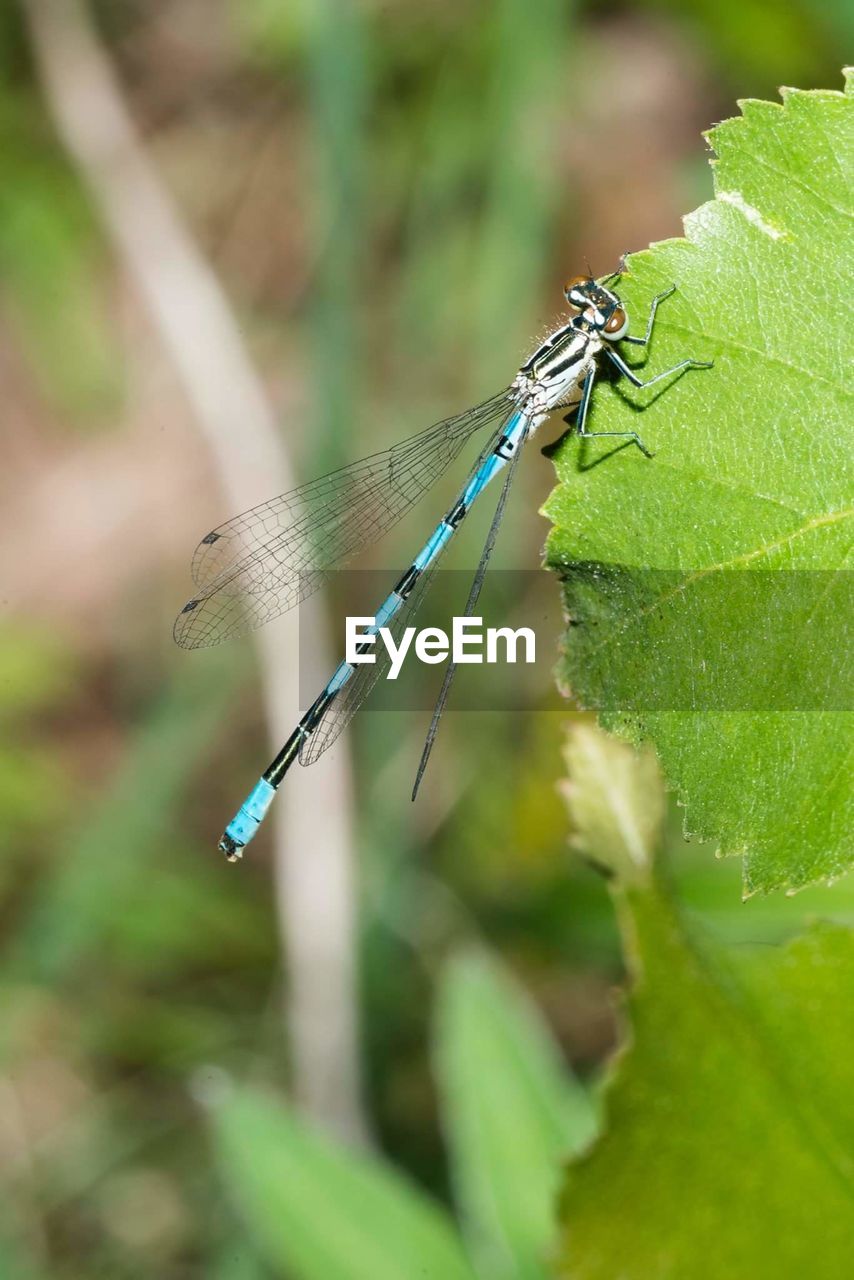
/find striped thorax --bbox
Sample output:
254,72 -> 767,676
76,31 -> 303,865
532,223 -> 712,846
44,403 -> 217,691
513,325 -> 598,420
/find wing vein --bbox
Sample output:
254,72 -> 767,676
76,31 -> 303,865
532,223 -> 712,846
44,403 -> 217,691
174,390 -> 513,649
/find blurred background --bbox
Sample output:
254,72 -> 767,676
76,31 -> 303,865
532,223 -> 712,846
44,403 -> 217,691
1,1 -> 851,1275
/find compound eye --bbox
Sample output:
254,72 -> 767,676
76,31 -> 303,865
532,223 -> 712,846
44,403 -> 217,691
564,274 -> 589,305
604,306 -> 628,338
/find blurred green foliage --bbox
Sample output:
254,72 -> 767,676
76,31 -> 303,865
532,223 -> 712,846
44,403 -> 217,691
0,0 -> 849,1275
648,0 -> 852,88
0,626 -> 75,879
559,724 -> 854,1279
214,954 -> 596,1280
0,84 -> 123,421
213,723 -> 854,1280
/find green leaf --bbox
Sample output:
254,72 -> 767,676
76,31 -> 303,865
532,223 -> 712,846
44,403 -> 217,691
558,722 -> 854,1278
214,1090 -> 478,1280
544,72 -> 854,894
556,892 -> 854,1279
435,953 -> 598,1280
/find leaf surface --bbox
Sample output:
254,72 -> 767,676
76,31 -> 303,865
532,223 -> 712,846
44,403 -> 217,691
545,73 -> 854,893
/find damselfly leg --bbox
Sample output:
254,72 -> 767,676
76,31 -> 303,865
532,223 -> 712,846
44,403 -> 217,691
622,284 -> 677,346
607,282 -> 713,387
605,345 -> 714,390
574,367 -> 654,458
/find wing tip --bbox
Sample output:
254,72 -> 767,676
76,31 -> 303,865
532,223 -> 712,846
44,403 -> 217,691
173,598 -> 204,649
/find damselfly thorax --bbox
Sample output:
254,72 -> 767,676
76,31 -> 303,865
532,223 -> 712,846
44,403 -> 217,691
513,322 -> 602,421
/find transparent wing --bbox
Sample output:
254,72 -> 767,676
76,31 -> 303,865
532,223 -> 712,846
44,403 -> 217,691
298,417 -> 512,766
174,390 -> 513,649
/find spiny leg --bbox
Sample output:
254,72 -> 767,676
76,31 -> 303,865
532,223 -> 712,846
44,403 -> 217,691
623,284 -> 676,347
575,367 -> 653,459
605,345 -> 713,392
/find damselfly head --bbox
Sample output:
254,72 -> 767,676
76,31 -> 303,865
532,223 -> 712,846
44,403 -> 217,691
563,274 -> 596,309
563,275 -> 628,340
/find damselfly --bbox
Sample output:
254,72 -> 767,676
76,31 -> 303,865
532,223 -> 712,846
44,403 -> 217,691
175,272 -> 712,859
